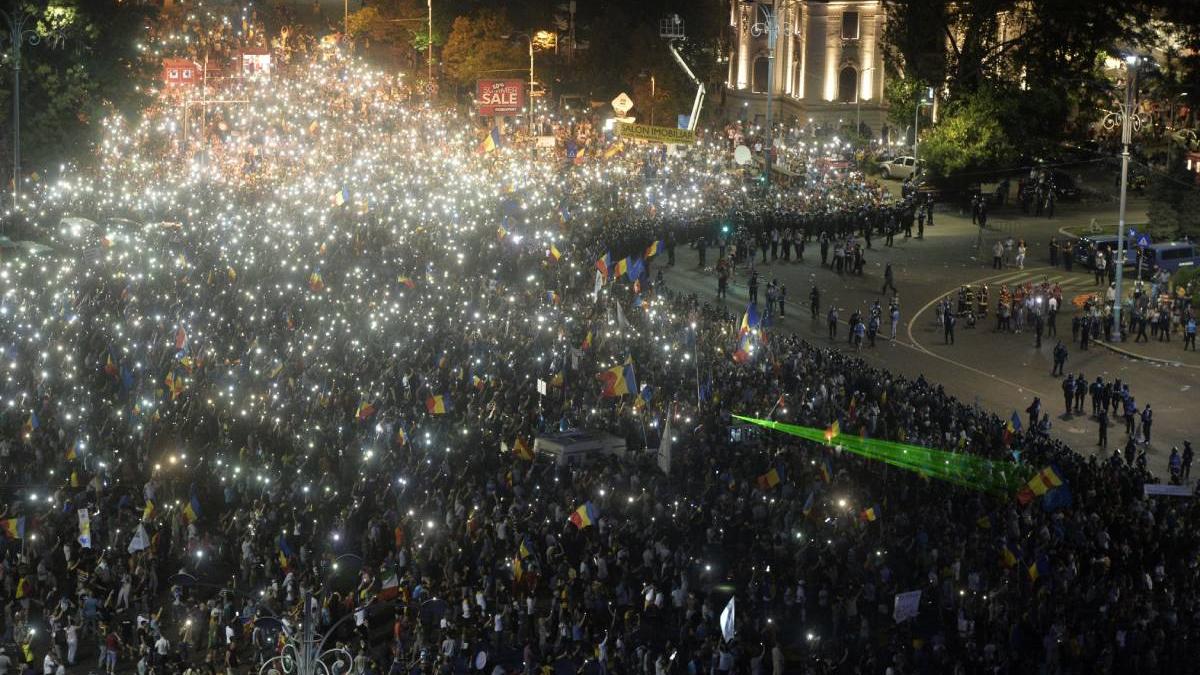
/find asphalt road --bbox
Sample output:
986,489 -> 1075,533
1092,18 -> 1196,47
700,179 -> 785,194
659,187 -> 1197,480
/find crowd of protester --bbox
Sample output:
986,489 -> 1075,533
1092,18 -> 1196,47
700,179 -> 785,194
0,20 -> 1197,675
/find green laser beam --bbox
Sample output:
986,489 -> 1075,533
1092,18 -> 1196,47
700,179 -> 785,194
733,415 -> 1027,494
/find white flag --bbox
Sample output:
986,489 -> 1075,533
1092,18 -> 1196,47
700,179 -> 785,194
893,590 -> 922,623
657,407 -> 673,475
592,270 -> 603,303
719,597 -> 735,642
616,302 -> 630,330
128,523 -> 150,553
77,509 -> 92,549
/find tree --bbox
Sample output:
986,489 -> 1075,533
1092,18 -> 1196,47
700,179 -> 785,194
1146,145 -> 1200,240
919,89 -> 1017,182
441,8 -> 525,88
0,0 -> 155,176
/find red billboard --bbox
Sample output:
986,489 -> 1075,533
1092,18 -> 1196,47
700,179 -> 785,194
476,79 -> 525,116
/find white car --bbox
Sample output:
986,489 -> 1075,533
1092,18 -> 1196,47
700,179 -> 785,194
881,156 -> 919,180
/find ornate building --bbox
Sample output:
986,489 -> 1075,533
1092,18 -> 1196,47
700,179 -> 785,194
725,1 -> 888,138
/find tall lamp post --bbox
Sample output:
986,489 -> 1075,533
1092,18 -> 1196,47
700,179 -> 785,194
750,3 -> 787,186
427,0 -> 433,88
1101,55 -> 1144,342
1,7 -> 41,207
912,87 -> 933,167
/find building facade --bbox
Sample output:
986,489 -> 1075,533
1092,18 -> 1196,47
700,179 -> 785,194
724,1 -> 888,138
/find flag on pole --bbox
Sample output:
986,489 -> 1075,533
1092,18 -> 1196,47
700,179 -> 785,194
596,358 -> 636,398
182,494 -> 201,524
127,523 -> 150,553
1015,466 -> 1064,505
425,394 -> 450,414
719,597 -> 735,642
0,517 -> 26,539
568,501 -> 600,529
513,436 -> 533,461
478,127 -> 502,154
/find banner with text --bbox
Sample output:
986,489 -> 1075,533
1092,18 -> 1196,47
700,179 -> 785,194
477,79 -> 526,116
615,122 -> 697,145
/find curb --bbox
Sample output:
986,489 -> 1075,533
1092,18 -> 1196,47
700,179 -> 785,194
1095,339 -> 1199,369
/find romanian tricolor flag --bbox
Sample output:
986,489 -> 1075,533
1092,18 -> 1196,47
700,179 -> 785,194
497,225 -> 509,240
513,436 -> 533,461
1001,544 -> 1019,568
104,354 -> 119,378
580,330 -> 593,351
1027,554 -> 1049,583
478,127 -> 501,154
802,491 -> 816,517
331,186 -> 350,207
1015,466 -> 1064,505
425,394 -> 449,415
0,516 -> 26,539
549,243 -> 562,261
182,494 -> 201,524
175,326 -> 188,352
756,468 -> 781,490
596,357 -> 636,398
545,291 -> 560,305
395,425 -> 408,446
165,371 -> 185,400
66,443 -> 77,461
356,401 -> 377,422
596,252 -> 613,279
143,500 -> 157,521
861,505 -> 880,522
644,240 -> 663,258
614,257 -> 629,279
568,501 -> 600,529
398,276 -> 416,289
472,375 -> 486,391
308,271 -> 325,292
819,457 -> 833,484
512,555 -> 524,581
23,411 -> 39,438
824,420 -> 840,444
519,537 -> 534,559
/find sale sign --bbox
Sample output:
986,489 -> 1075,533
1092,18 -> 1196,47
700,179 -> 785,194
476,79 -> 525,116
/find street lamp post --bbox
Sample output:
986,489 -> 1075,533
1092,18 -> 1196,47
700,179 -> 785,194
750,3 -> 786,186
1,7 -> 41,207
1101,55 -> 1144,342
427,0 -> 433,89
913,88 -> 932,167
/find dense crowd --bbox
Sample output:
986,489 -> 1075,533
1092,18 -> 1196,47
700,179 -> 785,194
1,33 -> 1197,675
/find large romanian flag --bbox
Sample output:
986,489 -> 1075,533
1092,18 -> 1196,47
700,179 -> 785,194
182,494 -> 201,524
568,501 -> 600,529
1015,466 -> 1063,505
478,127 -> 501,154
596,358 -> 636,398
426,394 -> 450,415
1,517 -> 26,539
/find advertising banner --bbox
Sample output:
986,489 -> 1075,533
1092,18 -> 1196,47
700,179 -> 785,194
615,122 -> 697,145
477,79 -> 525,116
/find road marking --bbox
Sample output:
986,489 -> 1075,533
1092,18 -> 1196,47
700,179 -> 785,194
906,267 -> 1052,399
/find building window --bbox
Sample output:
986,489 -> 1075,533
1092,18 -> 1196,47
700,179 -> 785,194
838,67 -> 858,103
842,11 -> 860,40
753,56 -> 770,94
182,69 -> 192,79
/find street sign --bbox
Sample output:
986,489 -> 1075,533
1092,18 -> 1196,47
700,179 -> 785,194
1136,234 -> 1151,249
611,92 -> 633,115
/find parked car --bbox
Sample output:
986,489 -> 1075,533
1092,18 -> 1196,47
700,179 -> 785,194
880,156 -> 919,180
